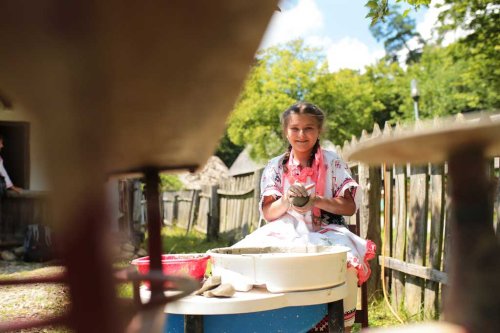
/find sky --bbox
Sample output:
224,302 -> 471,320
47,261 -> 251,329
259,0 -> 449,73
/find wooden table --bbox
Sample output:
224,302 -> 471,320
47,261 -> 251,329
141,283 -> 347,333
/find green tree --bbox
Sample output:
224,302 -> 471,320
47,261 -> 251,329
435,0 -> 500,111
365,0 -> 431,26
214,130 -> 244,168
364,59 -> 409,124
437,0 -> 499,60
160,174 -> 183,191
370,4 -> 425,64
227,40 -> 326,161
404,43 -> 499,118
308,69 -> 385,144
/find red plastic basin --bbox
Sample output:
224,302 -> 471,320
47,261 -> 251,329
131,254 -> 210,288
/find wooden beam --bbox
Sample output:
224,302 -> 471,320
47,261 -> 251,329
379,256 -> 448,284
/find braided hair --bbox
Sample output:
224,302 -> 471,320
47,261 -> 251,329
280,102 -> 325,172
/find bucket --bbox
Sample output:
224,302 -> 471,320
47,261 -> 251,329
131,253 -> 210,288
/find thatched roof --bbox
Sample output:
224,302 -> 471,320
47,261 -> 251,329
182,156 -> 230,189
229,147 -> 265,176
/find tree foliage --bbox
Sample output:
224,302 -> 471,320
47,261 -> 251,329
436,0 -> 500,111
437,0 -> 499,59
365,0 -> 431,26
309,69 -> 384,145
370,4 -> 425,64
214,130 -> 244,168
227,40 -> 326,161
160,174 -> 183,191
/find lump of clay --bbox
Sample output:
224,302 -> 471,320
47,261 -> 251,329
291,195 -> 309,207
194,275 -> 221,295
203,283 -> 235,298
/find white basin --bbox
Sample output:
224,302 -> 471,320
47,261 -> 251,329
208,245 -> 349,293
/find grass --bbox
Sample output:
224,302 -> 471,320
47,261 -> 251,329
159,225 -> 231,254
0,226 -> 416,332
0,265 -> 71,333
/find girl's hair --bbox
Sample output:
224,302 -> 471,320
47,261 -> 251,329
280,102 -> 325,171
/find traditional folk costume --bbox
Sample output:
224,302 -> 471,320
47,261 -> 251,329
233,147 -> 376,328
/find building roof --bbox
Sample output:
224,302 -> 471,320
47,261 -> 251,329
229,147 -> 265,176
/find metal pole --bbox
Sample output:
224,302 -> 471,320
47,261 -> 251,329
413,100 -> 419,121
411,79 -> 420,121
144,168 -> 165,301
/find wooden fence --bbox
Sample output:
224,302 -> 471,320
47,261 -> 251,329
161,171 -> 262,241
368,159 -> 500,319
338,121 -> 500,320
0,191 -> 50,247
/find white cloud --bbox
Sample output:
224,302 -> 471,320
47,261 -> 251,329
259,0 -> 324,49
326,37 -> 385,73
258,0 -> 385,73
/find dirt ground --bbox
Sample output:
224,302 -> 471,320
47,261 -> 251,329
0,261 -> 70,333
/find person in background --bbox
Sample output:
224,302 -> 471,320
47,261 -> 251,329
0,134 -> 22,194
233,102 -> 375,332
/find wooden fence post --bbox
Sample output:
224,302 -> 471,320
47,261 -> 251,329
207,185 -> 219,241
186,190 -> 200,232
405,164 -> 428,318
391,164 -> 406,309
358,162 -> 382,297
425,164 -> 445,319
493,157 -> 500,240
383,163 -> 393,292
253,168 -> 263,230
441,177 -> 452,315
173,194 -> 178,222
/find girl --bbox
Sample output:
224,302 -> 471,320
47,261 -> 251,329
233,102 -> 375,331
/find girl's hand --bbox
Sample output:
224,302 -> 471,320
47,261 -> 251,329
286,181 -> 310,200
289,183 -> 315,213
291,190 -> 316,213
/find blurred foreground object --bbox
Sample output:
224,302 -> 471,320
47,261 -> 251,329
0,1 -> 277,332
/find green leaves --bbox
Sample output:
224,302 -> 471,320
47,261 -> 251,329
365,0 -> 431,25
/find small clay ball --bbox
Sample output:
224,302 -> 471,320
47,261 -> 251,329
291,196 -> 310,207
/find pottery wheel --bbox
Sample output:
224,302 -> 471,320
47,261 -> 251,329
347,113 -> 500,165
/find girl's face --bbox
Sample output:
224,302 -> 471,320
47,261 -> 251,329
285,113 -> 321,155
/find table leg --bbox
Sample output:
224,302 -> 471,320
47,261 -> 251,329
328,300 -> 344,333
184,315 -> 203,333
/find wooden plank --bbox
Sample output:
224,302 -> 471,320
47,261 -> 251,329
425,164 -> 445,319
207,185 -> 219,241
392,164 -> 406,309
494,157 -> 499,240
358,162 -> 382,296
217,188 -> 254,196
405,164 -> 428,318
219,197 -> 226,233
188,190 -> 200,232
383,163 -> 393,292
441,163 -> 452,312
379,256 -> 448,284
253,168 -> 263,230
